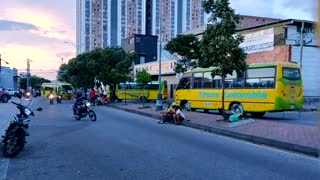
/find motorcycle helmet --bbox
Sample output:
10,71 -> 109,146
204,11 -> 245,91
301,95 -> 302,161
76,90 -> 83,98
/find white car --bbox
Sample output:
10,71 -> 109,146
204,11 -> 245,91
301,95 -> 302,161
5,88 -> 19,97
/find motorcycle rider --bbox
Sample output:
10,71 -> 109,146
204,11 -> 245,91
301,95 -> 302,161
73,90 -> 86,115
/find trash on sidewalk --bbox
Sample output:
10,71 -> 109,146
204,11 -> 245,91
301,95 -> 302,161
229,113 -> 245,122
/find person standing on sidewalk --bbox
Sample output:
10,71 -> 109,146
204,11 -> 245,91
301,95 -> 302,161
89,88 -> 96,106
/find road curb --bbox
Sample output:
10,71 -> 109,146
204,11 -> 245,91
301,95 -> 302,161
108,105 -> 320,157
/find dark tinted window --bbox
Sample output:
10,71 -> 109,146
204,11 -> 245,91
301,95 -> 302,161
283,67 -> 301,80
203,72 -> 213,88
177,74 -> 191,90
193,73 -> 203,89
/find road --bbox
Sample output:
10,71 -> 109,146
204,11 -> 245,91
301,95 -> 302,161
0,98 -> 319,180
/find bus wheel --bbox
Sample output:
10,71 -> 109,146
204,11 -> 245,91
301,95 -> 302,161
204,109 -> 209,113
230,103 -> 244,115
139,97 -> 147,103
250,112 -> 265,118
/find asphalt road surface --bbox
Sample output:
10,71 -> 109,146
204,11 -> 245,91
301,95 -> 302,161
0,98 -> 319,180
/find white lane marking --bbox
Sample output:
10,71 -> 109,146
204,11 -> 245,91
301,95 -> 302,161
204,131 -> 320,162
0,158 -> 9,180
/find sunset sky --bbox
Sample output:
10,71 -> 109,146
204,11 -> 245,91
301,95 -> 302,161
0,0 -> 317,80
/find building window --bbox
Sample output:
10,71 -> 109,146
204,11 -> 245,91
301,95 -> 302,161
139,55 -> 146,64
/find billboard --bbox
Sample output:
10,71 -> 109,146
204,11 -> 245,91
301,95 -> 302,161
240,28 -> 274,54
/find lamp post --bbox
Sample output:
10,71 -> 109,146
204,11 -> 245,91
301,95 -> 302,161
155,2 -> 163,111
64,41 -> 76,47
299,21 -> 305,69
26,59 -> 32,91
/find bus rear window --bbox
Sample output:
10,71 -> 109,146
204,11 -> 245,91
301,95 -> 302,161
283,67 -> 301,80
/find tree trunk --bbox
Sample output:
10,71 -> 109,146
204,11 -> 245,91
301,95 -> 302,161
221,71 -> 227,120
111,83 -> 116,102
142,87 -> 145,108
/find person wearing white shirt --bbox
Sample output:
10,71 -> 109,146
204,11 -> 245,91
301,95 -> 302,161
173,105 -> 185,124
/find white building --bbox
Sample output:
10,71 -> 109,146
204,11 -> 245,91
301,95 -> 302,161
76,0 -> 208,54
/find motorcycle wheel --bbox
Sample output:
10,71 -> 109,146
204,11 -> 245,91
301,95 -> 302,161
2,132 -> 25,158
88,110 -> 96,121
50,100 -> 53,104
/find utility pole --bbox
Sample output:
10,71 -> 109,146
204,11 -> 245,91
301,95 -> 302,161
26,59 -> 32,91
299,21 -> 305,69
61,57 -> 64,65
0,53 -> 9,88
0,53 -> 2,88
155,1 -> 163,111
0,53 -> 2,70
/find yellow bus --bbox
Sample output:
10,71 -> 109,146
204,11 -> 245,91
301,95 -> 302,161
113,81 -> 168,102
175,62 -> 303,117
41,82 -> 74,99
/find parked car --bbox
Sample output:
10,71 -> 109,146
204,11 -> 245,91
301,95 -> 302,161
5,88 -> 19,97
0,90 -> 11,103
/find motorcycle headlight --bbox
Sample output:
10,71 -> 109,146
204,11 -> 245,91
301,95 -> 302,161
86,102 -> 91,107
24,108 -> 32,116
49,94 -> 54,98
26,92 -> 31,96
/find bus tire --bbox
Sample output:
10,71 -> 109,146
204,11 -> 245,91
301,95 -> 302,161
250,112 -> 265,118
139,97 -> 147,103
191,108 -> 196,112
204,109 -> 209,113
230,103 -> 244,115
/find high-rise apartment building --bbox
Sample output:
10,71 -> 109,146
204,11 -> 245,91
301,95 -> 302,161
76,0 -> 207,54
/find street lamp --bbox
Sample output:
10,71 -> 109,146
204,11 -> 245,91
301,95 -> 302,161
64,41 -> 76,47
155,2 -> 163,111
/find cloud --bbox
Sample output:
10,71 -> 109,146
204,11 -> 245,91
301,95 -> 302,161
0,19 -> 39,31
230,0 -> 316,21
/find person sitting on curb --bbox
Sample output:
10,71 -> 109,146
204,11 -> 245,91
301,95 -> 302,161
173,105 -> 186,124
158,102 -> 177,124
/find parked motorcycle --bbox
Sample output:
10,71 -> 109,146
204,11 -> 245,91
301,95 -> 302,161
72,99 -> 96,121
1,97 -> 42,158
49,94 -> 55,104
57,94 -> 62,104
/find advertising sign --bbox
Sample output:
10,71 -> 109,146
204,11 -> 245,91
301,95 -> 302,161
240,28 -> 274,54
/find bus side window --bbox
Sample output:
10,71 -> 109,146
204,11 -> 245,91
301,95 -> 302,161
193,73 -> 203,89
203,72 -> 213,88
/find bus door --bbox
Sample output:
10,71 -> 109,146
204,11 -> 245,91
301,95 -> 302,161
175,73 -> 192,104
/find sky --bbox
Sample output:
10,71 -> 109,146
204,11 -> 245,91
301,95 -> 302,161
0,0 -> 317,80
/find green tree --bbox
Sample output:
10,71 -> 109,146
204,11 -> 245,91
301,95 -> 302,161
136,69 -> 152,108
57,47 -> 134,101
164,34 -> 201,73
19,76 -> 51,90
200,0 -> 247,120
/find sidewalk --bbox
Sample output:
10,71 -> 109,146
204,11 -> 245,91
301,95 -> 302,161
109,102 -> 320,157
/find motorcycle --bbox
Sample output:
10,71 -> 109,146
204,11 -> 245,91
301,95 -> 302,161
25,91 -> 31,100
56,94 -> 62,104
1,97 -> 42,158
49,94 -> 55,104
72,99 -> 96,121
